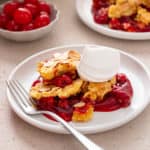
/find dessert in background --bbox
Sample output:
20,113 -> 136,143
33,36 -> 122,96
92,0 -> 150,32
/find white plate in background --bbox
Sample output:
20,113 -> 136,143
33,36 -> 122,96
76,0 -> 150,40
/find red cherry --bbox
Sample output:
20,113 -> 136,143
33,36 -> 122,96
61,74 -> 72,84
38,97 -> 55,111
122,22 -> 137,32
116,73 -> 127,84
136,22 -> 145,31
58,111 -> 72,121
127,26 -> 137,32
93,0 -> 109,8
24,0 -> 39,5
38,1 -> 51,14
22,23 -> 34,31
94,8 -> 109,24
24,3 -> 39,17
141,25 -> 150,32
6,20 -> 19,31
40,11 -> 49,15
122,22 -> 131,30
14,8 -> 32,25
52,74 -> 72,88
92,0 -> 109,15
58,99 -> 70,109
34,13 -> 50,28
109,18 -> 122,30
0,13 -> 9,28
69,96 -> 81,106
3,2 -> 19,17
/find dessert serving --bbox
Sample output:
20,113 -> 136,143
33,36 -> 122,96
92,0 -> 150,32
30,50 -> 133,122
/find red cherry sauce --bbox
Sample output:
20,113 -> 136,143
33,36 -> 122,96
94,74 -> 133,112
36,96 -> 81,122
32,73 -> 133,121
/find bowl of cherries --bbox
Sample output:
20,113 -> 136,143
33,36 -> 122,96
0,0 -> 59,41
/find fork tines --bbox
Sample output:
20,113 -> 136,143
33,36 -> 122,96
6,80 -> 34,111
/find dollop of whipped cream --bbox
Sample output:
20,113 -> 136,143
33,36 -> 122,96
77,46 -> 120,82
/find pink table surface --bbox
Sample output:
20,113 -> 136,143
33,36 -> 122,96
0,0 -> 150,150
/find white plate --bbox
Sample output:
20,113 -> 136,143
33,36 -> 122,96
76,0 -> 150,40
7,44 -> 150,134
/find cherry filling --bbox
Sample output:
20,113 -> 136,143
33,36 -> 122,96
32,73 -> 133,121
95,74 -> 133,111
32,73 -> 73,87
92,0 -> 150,32
51,74 -> 73,88
36,97 -> 75,121
92,0 -> 109,14
94,8 -> 109,24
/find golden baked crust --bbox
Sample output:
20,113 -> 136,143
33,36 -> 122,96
108,0 -> 138,18
83,76 -> 116,100
72,103 -> 94,122
38,50 -> 80,80
141,0 -> 150,8
30,79 -> 83,100
108,0 -> 150,20
136,7 -> 150,25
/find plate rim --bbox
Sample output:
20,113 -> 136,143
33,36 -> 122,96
7,44 -> 150,134
75,0 -> 150,40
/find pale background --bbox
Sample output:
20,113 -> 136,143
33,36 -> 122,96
0,0 -> 150,150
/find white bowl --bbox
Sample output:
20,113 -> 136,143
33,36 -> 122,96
0,1 -> 59,42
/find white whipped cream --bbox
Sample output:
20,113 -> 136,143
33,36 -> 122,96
77,46 -> 120,82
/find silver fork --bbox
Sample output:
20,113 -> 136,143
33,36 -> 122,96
7,80 -> 104,150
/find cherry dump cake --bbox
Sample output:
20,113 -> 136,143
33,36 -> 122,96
30,50 -> 133,122
92,0 -> 150,32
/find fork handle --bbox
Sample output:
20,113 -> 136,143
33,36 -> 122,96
39,111 -> 103,150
